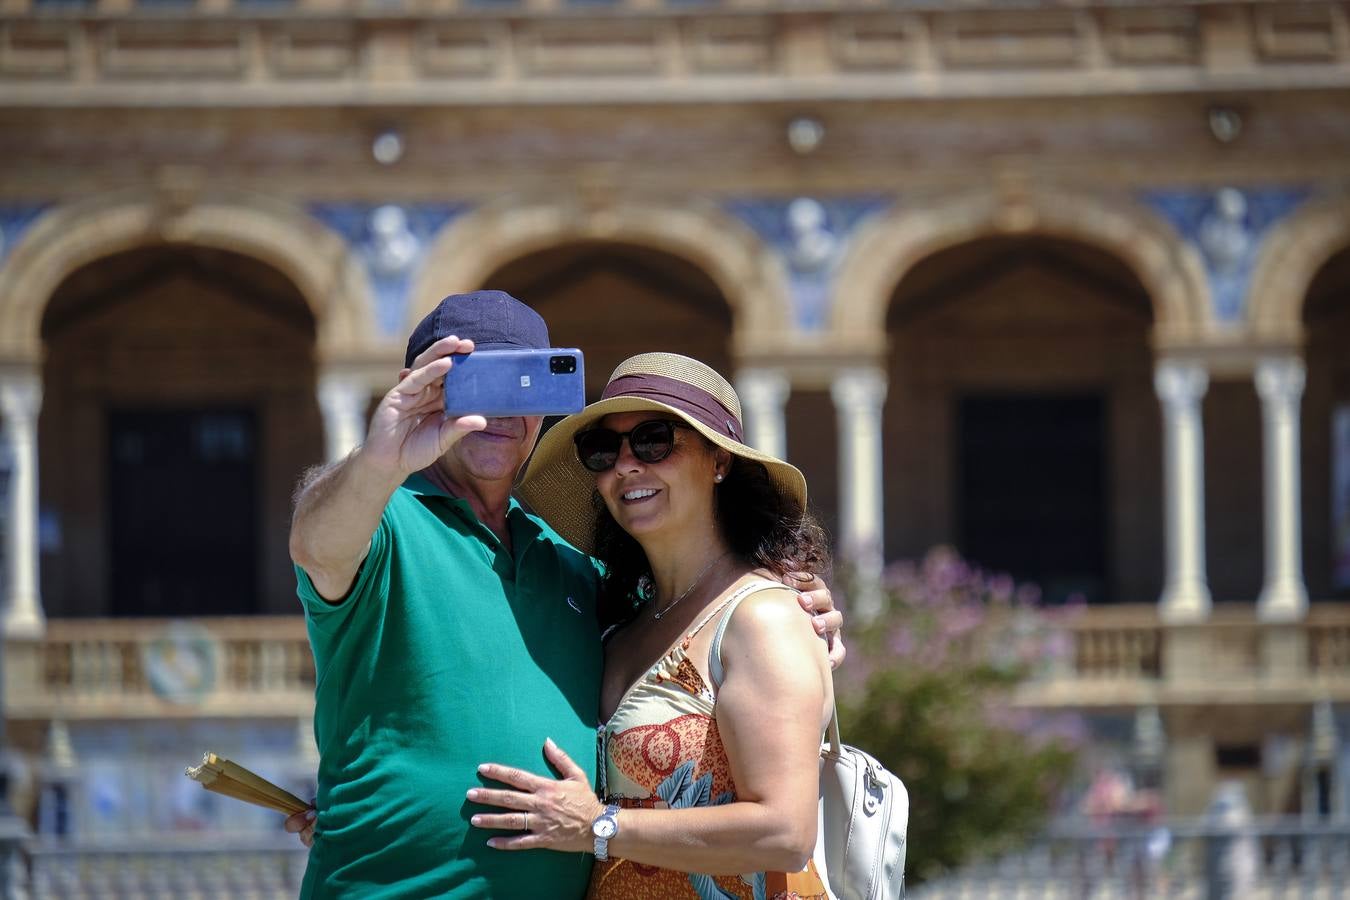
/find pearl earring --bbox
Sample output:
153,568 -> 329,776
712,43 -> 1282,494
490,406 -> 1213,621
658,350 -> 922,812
714,473 -> 724,483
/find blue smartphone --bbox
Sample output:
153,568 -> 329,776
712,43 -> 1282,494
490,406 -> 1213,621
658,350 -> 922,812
442,348 -> 586,418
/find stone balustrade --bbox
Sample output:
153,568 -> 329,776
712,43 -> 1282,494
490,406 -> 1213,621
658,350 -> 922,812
25,837 -> 308,899
912,816 -> 1350,899
5,617 -> 315,721
1016,605 -> 1350,709
6,607 -> 1350,719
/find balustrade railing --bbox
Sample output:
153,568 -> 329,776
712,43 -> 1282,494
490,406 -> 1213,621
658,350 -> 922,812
1016,605 -> 1350,707
912,816 -> 1350,899
24,837 -> 308,899
6,815 -> 1348,896
1068,607 -> 1163,682
5,617 -> 314,720
1309,608 -> 1350,680
6,606 -> 1350,719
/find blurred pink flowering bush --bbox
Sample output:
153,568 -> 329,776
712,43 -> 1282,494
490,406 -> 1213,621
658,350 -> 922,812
835,546 -> 1085,884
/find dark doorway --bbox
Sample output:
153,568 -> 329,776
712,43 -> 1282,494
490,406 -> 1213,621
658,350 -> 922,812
108,410 -> 259,617
957,394 -> 1109,603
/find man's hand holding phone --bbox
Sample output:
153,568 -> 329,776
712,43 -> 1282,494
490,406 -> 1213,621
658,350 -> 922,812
361,335 -> 488,478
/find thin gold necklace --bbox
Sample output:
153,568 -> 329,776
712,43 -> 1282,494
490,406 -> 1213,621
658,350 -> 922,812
652,551 -> 732,621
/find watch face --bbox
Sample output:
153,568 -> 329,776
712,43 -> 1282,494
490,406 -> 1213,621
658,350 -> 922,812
593,818 -> 618,839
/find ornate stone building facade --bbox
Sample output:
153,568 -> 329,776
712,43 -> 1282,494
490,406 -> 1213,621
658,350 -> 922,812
1,0 -> 1349,886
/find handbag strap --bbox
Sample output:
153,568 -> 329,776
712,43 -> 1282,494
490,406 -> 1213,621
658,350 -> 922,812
825,700 -> 844,755
706,579 -> 792,689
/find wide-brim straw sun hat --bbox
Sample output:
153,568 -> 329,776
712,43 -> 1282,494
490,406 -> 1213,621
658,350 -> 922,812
518,352 -> 807,556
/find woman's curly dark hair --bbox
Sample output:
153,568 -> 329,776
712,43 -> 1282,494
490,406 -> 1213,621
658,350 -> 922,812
593,447 -> 831,631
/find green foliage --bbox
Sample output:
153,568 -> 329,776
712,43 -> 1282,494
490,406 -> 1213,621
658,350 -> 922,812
835,547 -> 1082,884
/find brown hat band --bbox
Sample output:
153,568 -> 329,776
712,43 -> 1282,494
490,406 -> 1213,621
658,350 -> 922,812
601,373 -> 744,443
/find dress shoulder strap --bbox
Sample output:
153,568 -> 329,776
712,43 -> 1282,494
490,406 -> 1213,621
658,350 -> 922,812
704,579 -> 791,689
685,578 -> 778,641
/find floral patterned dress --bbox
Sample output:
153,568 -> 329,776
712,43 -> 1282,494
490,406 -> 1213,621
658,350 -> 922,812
587,581 -> 830,900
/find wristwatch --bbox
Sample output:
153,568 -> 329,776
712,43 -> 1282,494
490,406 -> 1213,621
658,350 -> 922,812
591,802 -> 621,861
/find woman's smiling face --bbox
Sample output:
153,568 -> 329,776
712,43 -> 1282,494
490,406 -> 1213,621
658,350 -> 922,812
592,411 -> 726,544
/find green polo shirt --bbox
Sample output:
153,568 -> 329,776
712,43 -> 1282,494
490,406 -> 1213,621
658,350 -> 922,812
296,472 -> 603,899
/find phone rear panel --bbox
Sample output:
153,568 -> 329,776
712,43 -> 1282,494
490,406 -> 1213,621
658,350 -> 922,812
442,349 -> 586,417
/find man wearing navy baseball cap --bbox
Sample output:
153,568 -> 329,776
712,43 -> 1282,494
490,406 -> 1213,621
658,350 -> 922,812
287,290 -> 842,898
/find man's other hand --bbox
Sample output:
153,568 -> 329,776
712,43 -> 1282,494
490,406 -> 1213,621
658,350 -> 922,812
784,572 -> 846,670
284,807 -> 317,848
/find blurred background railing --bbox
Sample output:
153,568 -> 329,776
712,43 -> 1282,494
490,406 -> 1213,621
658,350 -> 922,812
6,608 -> 1349,720
24,838 -> 307,900
6,618 -> 314,721
911,817 -> 1350,899
1016,606 -> 1350,707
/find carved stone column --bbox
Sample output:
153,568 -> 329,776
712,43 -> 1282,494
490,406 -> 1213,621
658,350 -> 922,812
831,367 -> 888,616
0,371 -> 44,638
1155,360 -> 1211,623
1255,356 -> 1308,622
735,368 -> 790,460
317,370 -> 368,464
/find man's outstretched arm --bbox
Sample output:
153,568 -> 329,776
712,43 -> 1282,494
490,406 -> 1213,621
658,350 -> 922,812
289,335 -> 484,601
289,450 -> 406,601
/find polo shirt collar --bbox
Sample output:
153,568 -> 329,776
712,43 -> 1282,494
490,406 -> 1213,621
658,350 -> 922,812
403,471 -> 536,532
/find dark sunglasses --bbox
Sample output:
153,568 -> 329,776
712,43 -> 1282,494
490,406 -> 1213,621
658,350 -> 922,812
574,420 -> 694,473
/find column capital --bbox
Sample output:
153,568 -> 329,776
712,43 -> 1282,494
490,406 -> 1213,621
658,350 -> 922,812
317,371 -> 367,407
1254,355 -> 1306,404
830,367 -> 888,410
735,367 -> 790,408
0,371 -> 43,423
316,369 -> 370,464
1153,360 -> 1208,408
735,367 -> 790,459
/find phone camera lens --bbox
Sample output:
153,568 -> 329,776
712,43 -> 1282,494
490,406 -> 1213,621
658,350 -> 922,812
550,355 -> 576,374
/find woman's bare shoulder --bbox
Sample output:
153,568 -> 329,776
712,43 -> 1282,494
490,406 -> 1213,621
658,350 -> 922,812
722,576 -> 813,641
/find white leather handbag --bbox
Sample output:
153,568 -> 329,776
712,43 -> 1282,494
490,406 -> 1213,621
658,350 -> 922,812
812,706 -> 909,900
707,580 -> 908,900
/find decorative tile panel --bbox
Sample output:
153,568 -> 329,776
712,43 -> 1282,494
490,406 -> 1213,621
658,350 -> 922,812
0,204 -> 50,266
308,203 -> 468,337
724,195 -> 892,332
1141,187 -> 1313,325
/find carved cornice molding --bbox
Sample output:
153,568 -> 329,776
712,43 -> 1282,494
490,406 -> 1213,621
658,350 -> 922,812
2,1 -> 1349,106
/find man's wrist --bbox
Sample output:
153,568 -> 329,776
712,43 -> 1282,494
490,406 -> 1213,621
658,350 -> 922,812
348,444 -> 410,493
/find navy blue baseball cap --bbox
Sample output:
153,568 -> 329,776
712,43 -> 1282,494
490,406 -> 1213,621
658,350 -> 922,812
404,290 -> 550,368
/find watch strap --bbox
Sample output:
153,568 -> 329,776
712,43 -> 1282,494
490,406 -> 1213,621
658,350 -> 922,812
592,802 -> 621,861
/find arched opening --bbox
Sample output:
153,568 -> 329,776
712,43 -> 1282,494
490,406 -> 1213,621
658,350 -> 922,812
1302,245 -> 1350,601
479,241 -> 734,398
883,236 -> 1161,604
38,245 -> 323,618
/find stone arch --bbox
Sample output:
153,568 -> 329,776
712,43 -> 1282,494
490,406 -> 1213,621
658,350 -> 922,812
1247,193 -> 1350,342
411,197 -> 792,352
0,189 -> 372,361
830,187 -> 1212,346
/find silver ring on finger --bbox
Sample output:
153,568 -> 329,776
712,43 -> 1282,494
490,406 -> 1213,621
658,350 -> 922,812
522,813 -> 529,832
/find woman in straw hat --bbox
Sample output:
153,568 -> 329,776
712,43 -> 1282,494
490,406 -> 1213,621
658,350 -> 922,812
470,352 -> 833,900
